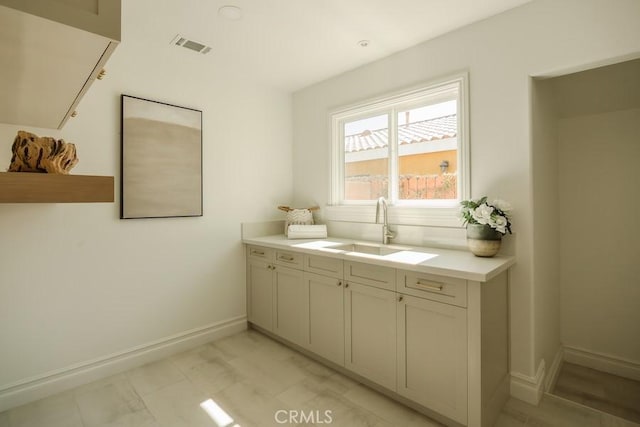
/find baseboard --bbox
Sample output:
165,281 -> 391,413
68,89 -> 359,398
0,316 -> 247,412
564,346 -> 640,381
544,346 -> 564,392
510,359 -> 545,405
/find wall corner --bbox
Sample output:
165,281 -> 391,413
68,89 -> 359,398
509,359 -> 545,405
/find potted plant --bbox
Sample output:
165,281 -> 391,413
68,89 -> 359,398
460,196 -> 512,257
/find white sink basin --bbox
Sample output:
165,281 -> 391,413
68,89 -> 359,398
291,239 -> 437,264
332,243 -> 408,256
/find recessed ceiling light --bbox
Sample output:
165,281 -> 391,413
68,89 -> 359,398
218,5 -> 243,21
357,40 -> 370,48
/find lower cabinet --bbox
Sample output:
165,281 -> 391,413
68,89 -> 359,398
246,246 -> 306,342
246,244 -> 510,427
273,266 -> 306,346
397,294 -> 468,424
344,281 -> 397,390
305,272 -> 344,365
246,258 -> 274,331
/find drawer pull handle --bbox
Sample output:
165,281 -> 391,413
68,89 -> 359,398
252,250 -> 265,256
279,255 -> 295,262
416,281 -> 444,291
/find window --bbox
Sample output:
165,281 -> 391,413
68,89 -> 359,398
329,74 -> 469,226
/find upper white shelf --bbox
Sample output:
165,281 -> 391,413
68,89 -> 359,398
0,0 -> 121,129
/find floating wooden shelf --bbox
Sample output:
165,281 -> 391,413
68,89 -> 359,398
0,172 -> 114,203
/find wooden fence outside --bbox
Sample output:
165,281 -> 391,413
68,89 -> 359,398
345,173 -> 457,200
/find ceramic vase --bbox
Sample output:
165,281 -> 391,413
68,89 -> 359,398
466,223 -> 502,257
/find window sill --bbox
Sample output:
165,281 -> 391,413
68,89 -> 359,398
325,205 -> 462,228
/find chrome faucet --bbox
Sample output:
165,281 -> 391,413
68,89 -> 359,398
375,197 -> 395,245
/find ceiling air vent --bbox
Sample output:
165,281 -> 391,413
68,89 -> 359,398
171,34 -> 212,54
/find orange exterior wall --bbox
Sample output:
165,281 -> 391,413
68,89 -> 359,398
345,150 -> 457,177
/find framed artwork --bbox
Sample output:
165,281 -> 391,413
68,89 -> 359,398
120,95 -> 202,219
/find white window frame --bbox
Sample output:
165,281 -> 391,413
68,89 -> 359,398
327,72 -> 470,227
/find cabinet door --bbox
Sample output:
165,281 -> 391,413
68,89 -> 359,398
0,0 -> 121,40
397,294 -> 467,424
248,245 -> 275,262
275,250 -> 303,269
345,261 -> 395,291
345,281 -> 396,390
273,266 -> 306,346
246,259 -> 274,331
305,272 -> 344,366
0,1 -> 120,129
304,254 -> 343,279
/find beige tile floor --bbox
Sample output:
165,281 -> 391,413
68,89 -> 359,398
0,329 -> 636,427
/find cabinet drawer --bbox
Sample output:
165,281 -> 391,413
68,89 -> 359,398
398,270 -> 467,308
275,250 -> 303,269
304,255 -> 343,279
247,245 -> 274,262
345,261 -> 395,291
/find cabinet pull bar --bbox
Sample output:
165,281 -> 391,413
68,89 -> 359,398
415,281 -> 444,291
252,250 -> 265,256
279,255 -> 295,261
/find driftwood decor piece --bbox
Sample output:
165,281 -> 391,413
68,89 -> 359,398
8,130 -> 78,174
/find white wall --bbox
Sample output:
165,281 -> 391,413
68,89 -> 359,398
291,0 -> 640,401
528,58 -> 640,390
530,78 -> 561,391
534,58 -> 640,379
0,1 -> 292,409
558,107 -> 640,368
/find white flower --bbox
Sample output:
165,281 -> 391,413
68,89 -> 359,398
492,199 -> 512,214
472,203 -> 494,225
492,215 -> 508,234
460,196 -> 514,234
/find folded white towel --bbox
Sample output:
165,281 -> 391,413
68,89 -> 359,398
287,224 -> 328,239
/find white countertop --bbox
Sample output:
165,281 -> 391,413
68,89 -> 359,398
243,234 -> 515,282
